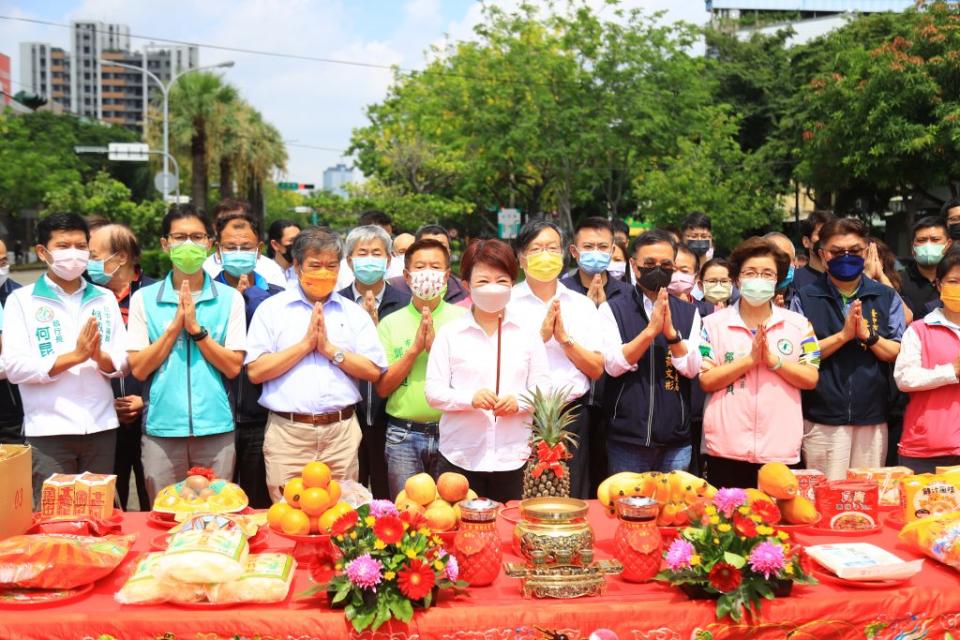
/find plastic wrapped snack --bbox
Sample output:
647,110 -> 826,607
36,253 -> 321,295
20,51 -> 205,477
115,553 -> 172,605
0,533 -> 134,589
154,528 -> 248,584
899,473 -> 960,523
898,511 -> 960,572
847,466 -> 913,507
169,513 -> 261,538
206,553 -> 296,604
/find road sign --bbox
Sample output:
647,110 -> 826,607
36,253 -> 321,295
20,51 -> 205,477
164,194 -> 190,204
154,171 -> 177,194
108,143 -> 149,161
497,208 -> 521,240
74,145 -> 109,154
278,182 -> 315,191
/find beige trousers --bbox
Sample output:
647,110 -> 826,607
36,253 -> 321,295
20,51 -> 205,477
263,412 -> 362,504
802,421 -> 888,481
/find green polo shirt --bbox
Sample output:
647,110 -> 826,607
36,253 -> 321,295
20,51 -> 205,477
377,300 -> 466,422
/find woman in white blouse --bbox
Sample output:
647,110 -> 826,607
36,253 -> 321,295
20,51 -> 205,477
425,239 -> 550,502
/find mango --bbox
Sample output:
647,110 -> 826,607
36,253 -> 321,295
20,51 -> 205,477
778,495 -> 819,525
745,488 -> 775,505
758,462 -> 799,500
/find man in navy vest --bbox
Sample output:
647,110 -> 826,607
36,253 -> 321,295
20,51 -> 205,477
599,230 -> 703,473
791,217 -> 904,480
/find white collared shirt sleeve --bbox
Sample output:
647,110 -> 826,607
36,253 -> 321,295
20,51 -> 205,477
425,325 -> 476,412
126,291 -> 150,352
523,336 -> 552,408
671,309 -> 703,380
100,295 -> 129,378
225,290 -> 246,352
244,299 -> 276,365
1,292 -> 57,384
349,304 -> 388,369
894,324 -> 959,392
599,301 -> 635,377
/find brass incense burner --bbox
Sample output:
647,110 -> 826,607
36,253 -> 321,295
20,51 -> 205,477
512,497 -> 594,565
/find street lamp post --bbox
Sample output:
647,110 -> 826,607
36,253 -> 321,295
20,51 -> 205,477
100,58 -> 235,197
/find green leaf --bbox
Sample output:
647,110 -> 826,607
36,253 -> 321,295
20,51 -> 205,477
722,552 -> 745,569
352,609 -> 376,632
389,597 -> 414,622
423,589 -> 434,608
331,583 -> 352,604
372,604 -> 392,631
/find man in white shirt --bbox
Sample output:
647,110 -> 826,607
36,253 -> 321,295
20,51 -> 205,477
2,213 -> 127,506
507,220 -> 606,498
202,199 -> 287,288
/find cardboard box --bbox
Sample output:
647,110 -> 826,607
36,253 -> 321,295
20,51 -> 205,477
77,472 -> 116,519
40,473 -> 77,519
0,444 -> 33,539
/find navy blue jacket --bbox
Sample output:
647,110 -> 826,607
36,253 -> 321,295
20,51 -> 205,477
110,271 -> 156,422
796,276 -> 899,426
0,278 -> 23,434
338,283 -> 410,429
603,288 -> 697,448
391,275 -> 467,306
792,265 -> 825,293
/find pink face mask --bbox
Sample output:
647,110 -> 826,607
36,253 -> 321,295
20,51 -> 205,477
667,271 -> 695,296
471,284 -> 511,313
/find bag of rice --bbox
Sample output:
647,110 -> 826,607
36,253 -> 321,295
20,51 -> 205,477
154,528 -> 248,584
206,553 -> 296,604
115,553 -> 172,605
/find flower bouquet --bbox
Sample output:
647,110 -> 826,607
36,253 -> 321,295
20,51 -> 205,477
302,500 -> 467,632
655,488 -> 817,622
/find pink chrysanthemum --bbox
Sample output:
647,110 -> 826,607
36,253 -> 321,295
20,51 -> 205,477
665,538 -> 695,570
748,541 -> 785,579
368,499 -> 399,518
445,554 -> 459,582
712,488 -> 748,518
346,553 -> 383,590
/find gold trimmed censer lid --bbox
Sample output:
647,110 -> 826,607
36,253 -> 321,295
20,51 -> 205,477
519,497 -> 589,522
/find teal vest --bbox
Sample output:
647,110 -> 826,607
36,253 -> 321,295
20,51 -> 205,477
141,273 -> 236,438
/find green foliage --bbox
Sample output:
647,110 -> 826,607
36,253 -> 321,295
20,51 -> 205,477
139,249 -> 172,279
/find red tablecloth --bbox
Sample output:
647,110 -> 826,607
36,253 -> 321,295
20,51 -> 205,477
2,501 -> 960,640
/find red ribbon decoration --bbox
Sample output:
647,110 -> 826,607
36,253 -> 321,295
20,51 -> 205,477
187,466 -> 216,481
531,442 -> 570,479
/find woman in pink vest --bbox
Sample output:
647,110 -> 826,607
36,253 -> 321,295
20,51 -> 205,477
893,251 -> 960,474
699,237 -> 822,488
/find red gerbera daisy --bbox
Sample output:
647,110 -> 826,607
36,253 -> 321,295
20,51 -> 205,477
750,500 -> 781,525
331,510 -> 359,536
733,512 -> 757,537
373,515 -> 404,545
397,559 -> 436,600
399,507 -> 427,530
708,562 -> 742,592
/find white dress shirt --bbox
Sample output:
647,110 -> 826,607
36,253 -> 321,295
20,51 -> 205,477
894,308 -> 960,392
506,280 -> 609,399
245,287 -> 387,414
425,310 -> 550,472
335,258 -> 354,291
203,253 -> 287,289
598,293 -> 702,379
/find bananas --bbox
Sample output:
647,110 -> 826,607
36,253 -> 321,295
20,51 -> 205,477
597,469 -> 716,525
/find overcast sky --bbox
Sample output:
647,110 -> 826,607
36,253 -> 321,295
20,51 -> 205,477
0,0 -> 710,183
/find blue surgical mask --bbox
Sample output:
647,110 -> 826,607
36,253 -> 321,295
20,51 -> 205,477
352,256 -> 388,285
915,243 -> 946,267
221,250 -> 258,278
86,253 -> 118,286
739,278 -> 776,306
777,265 -> 795,291
827,254 -> 865,282
578,250 -> 612,275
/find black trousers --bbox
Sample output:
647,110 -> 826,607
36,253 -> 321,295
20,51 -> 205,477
703,456 -> 762,490
586,404 -> 608,497
358,419 -> 390,500
438,455 -> 522,504
565,398 -> 592,500
114,422 -> 148,511
235,420 -> 271,509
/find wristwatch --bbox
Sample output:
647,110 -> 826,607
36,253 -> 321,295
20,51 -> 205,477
188,327 -> 208,342
331,350 -> 346,366
665,332 -> 682,345
769,355 -> 784,371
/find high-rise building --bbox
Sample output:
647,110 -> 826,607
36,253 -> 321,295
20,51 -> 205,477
70,21 -> 131,119
0,53 -> 11,105
19,42 -> 71,109
100,46 -> 198,131
323,164 -> 354,198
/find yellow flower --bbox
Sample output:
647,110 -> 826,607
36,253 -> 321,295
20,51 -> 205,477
717,523 -> 731,533
405,549 -> 417,559
777,531 -> 790,541
750,515 -> 762,524
757,525 -> 773,536
335,535 -> 344,542
434,560 -> 444,571
738,506 -> 750,515
713,538 -> 720,544
784,564 -> 794,576
432,536 -> 443,545
384,571 -> 396,580
709,516 -> 720,525
374,539 -> 386,550
335,563 -> 343,570
690,555 -> 701,566
402,522 -> 410,531
350,532 -> 357,540
418,527 -> 431,537
364,516 -> 376,526
705,505 -> 717,516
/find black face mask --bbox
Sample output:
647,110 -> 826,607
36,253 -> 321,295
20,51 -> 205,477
950,223 -> 960,241
282,245 -> 293,264
687,239 -> 711,257
637,265 -> 673,292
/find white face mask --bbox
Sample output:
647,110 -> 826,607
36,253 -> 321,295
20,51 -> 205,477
471,284 -> 511,313
0,265 -> 9,286
607,261 -> 626,280
45,247 -> 90,281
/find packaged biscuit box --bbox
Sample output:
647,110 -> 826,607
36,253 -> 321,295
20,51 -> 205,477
794,469 -> 827,502
815,480 -> 879,531
847,466 -> 913,507
900,473 -> 960,523
39,474 -> 78,519
75,473 -> 117,519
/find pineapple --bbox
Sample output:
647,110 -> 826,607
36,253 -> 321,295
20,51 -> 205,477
521,386 -> 580,499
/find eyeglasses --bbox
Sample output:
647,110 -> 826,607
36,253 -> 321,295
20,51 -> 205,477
947,215 -> 960,225
825,246 -> 865,258
527,246 -> 563,255
168,233 -> 209,244
704,278 -> 732,286
740,270 -> 778,281
639,260 -> 674,269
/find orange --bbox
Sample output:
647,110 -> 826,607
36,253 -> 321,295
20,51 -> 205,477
326,480 -> 341,505
280,508 -> 310,536
300,487 -> 332,516
309,515 -> 322,535
302,461 -> 332,489
283,477 -> 305,508
318,506 -> 341,533
267,501 -> 293,530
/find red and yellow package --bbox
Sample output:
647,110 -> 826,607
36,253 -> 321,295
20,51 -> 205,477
847,466 -> 913,507
899,473 -> 960,523
814,480 -> 879,530
794,469 -> 826,502
76,473 -> 117,519
898,511 -> 960,572
40,474 -> 78,519
0,533 -> 135,589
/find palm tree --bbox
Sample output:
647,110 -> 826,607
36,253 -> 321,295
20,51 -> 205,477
168,72 -> 237,209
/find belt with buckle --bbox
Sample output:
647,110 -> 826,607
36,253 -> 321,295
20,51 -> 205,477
390,419 -> 439,434
281,406 -> 354,426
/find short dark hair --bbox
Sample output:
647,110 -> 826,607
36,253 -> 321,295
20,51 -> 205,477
610,218 -> 630,236
38,213 -> 89,247
97,223 -> 141,264
940,199 -> 960,218
266,219 -> 300,258
658,224 -> 683,243
800,210 -> 835,239
404,238 -> 450,270
630,229 -> 677,257
460,238 -> 518,283
515,219 -> 564,253
215,209 -> 260,239
415,224 -> 449,242
681,212 -> 711,232
818,217 -> 867,246
574,216 -> 613,241
161,204 -> 213,238
358,210 -> 392,228
728,237 -> 790,283
698,257 -> 731,281
676,243 -> 700,270
212,198 -> 252,219
85,214 -> 110,233
913,215 -> 948,240
936,247 -> 960,281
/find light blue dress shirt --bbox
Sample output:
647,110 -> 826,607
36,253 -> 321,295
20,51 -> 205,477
245,287 -> 388,414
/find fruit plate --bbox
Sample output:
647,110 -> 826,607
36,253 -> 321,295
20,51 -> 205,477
498,505 -> 522,525
271,529 -> 334,568
147,507 -> 255,530
812,565 -> 913,589
0,583 -> 94,608
270,529 -> 332,544
151,527 -> 269,552
776,514 -> 823,531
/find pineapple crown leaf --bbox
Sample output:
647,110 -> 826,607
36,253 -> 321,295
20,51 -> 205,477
521,385 -> 580,450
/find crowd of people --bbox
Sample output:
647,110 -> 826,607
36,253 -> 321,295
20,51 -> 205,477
2,198 -> 959,510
